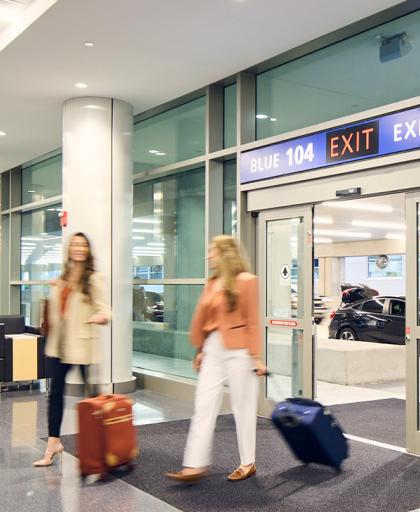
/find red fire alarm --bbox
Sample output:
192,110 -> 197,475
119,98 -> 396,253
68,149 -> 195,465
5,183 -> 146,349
59,210 -> 68,228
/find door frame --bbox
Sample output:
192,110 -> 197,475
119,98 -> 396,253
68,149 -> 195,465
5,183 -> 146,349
405,191 -> 420,454
256,205 -> 314,417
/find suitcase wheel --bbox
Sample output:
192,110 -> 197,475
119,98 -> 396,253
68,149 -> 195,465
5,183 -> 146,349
80,474 -> 88,484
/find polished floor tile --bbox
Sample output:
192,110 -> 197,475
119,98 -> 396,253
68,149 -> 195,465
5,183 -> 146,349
0,388 -> 185,512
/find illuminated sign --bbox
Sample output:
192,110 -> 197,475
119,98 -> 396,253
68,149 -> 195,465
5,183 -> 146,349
240,106 -> 420,184
270,319 -> 298,327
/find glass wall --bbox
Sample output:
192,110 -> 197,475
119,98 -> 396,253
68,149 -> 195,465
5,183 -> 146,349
132,167 -> 205,278
133,97 -> 206,173
132,284 -> 202,379
132,167 -> 205,379
257,10 -> 420,140
223,160 -> 237,235
22,155 -> 62,205
21,205 -> 62,281
21,284 -> 50,327
224,83 -> 237,148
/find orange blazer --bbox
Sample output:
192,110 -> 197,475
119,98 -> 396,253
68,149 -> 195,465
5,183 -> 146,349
189,272 -> 263,357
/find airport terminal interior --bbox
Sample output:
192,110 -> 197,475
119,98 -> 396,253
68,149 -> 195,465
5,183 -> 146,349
3,1 -> 420,511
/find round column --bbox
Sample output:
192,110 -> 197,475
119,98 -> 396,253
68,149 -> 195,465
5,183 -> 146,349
62,97 -> 134,393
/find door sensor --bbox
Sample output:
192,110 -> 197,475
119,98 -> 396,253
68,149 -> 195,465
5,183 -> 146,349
335,187 -> 361,197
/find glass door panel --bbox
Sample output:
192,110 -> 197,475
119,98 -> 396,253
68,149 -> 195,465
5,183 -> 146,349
405,192 -> 420,454
258,206 -> 314,416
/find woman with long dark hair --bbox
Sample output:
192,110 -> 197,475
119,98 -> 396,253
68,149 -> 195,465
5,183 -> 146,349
33,232 -> 111,467
166,235 -> 266,482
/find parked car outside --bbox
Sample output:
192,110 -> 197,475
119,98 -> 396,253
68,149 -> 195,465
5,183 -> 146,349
328,296 -> 405,345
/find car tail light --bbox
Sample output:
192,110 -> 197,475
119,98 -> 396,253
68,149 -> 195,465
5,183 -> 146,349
329,310 -> 336,320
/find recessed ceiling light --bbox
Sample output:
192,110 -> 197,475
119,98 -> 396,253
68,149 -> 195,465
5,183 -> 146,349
321,201 -> 393,213
315,229 -> 371,238
385,233 -> 406,240
155,152 -> 166,156
0,131 -> 6,136
148,150 -> 159,154
256,114 -> 269,119
28,190 -> 36,193
314,216 -> 333,225
84,41 -> 95,47
270,117 -> 277,122
352,219 -> 406,230
314,238 -> 333,244
75,82 -> 88,89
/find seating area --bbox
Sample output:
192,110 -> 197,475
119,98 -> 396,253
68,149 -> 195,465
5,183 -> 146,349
0,315 -> 48,388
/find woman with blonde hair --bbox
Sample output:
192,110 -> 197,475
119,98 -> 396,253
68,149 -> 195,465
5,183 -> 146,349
33,232 -> 111,467
166,235 -> 266,482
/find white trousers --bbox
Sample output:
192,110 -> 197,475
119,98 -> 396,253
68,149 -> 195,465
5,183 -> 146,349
183,331 -> 259,468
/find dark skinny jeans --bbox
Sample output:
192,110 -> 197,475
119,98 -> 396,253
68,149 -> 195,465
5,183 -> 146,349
48,357 -> 88,438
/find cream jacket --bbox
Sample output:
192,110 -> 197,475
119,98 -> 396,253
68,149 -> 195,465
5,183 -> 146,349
45,272 -> 111,365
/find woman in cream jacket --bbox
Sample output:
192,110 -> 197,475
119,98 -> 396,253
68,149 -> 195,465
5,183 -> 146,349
33,232 -> 111,467
167,235 -> 266,483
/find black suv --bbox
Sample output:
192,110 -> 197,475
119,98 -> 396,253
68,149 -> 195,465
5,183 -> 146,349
328,296 -> 406,345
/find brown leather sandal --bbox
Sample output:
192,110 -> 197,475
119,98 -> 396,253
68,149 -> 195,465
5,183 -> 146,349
227,463 -> 256,481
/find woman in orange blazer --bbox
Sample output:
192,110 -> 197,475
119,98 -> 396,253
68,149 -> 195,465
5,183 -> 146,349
166,235 -> 266,483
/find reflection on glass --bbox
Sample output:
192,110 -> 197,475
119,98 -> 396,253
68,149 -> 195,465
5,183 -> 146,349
21,284 -> 50,326
133,97 -> 206,173
21,205 -> 62,281
256,10 -> 420,140
223,160 -> 237,235
132,285 -> 203,380
266,327 -> 303,400
224,84 -> 237,148
22,155 -> 62,205
132,168 -> 205,279
267,217 -> 303,318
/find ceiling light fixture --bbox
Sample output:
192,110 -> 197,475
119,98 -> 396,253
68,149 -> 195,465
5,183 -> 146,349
148,150 -> 159,154
315,229 -> 371,238
270,117 -> 277,122
155,152 -> 166,156
84,41 -> 95,47
352,220 -> 406,230
75,82 -> 88,89
314,217 -> 334,225
256,114 -> 269,119
0,131 -> 6,137
321,201 -> 393,213
28,190 -> 36,193
385,232 -> 406,240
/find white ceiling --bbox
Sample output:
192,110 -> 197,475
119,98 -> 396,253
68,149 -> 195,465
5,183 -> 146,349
0,0 -> 405,172
315,193 -> 405,243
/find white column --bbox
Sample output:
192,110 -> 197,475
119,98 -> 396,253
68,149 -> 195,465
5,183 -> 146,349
62,97 -> 134,392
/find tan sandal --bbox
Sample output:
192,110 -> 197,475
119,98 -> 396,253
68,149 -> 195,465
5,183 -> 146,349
165,468 -> 208,482
227,463 -> 256,481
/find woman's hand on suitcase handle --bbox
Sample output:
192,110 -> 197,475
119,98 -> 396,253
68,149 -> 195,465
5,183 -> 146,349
252,357 -> 268,377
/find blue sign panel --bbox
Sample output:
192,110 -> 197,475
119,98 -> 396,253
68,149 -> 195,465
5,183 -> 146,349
240,106 -> 420,184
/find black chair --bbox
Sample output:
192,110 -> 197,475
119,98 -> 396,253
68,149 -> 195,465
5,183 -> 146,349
0,315 -> 47,389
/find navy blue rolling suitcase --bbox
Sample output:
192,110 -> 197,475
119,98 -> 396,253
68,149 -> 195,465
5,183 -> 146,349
271,398 -> 349,471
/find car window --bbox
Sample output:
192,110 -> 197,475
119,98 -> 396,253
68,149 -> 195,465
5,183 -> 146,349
360,299 -> 385,313
390,299 -> 405,317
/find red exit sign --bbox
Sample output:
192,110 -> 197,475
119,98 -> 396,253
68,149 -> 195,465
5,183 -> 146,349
326,120 -> 379,162
270,319 -> 298,327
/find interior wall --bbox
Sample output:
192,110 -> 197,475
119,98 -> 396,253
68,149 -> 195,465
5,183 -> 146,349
345,255 -> 405,296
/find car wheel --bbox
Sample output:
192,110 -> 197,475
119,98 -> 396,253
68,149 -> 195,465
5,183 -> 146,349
338,328 -> 357,341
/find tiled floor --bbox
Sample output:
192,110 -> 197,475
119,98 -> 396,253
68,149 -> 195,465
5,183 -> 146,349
0,388 -> 193,512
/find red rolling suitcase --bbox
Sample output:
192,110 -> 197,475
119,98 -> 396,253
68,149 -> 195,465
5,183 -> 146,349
77,394 -> 139,480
